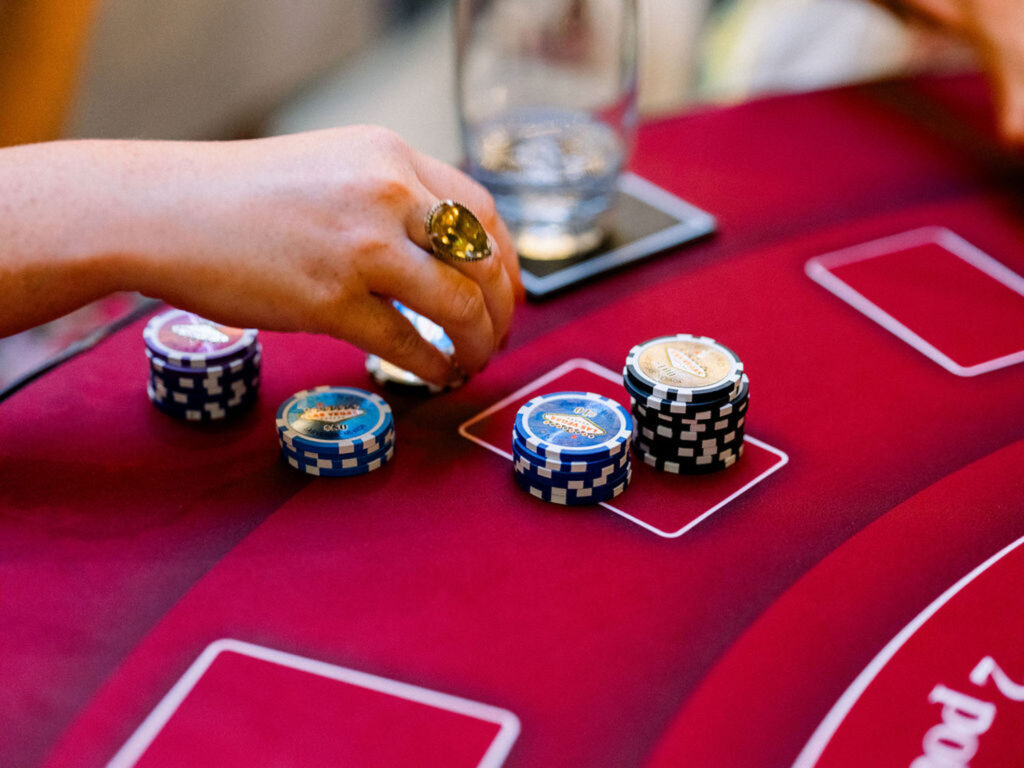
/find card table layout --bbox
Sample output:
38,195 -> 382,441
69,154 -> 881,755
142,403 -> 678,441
1,74 -> 1023,768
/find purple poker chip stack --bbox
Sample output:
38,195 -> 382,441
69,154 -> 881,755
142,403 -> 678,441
143,309 -> 261,421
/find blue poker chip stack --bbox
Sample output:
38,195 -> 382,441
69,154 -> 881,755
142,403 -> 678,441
623,334 -> 748,474
144,309 -> 261,421
512,391 -> 633,506
276,386 -> 395,477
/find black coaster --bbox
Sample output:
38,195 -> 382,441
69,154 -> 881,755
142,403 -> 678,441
519,172 -> 716,299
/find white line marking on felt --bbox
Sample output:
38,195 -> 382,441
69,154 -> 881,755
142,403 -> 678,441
457,358 -> 597,461
792,533 -> 1024,768
107,638 -> 521,768
458,358 -> 789,539
602,434 -> 788,539
805,227 -> 1024,377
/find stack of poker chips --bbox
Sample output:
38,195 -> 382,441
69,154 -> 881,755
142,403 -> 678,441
512,391 -> 633,505
144,309 -> 261,421
365,301 -> 455,393
624,334 -> 748,474
276,386 -> 395,477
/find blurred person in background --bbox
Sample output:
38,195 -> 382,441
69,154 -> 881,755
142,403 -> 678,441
883,0 -> 1024,143
698,0 -> 1022,144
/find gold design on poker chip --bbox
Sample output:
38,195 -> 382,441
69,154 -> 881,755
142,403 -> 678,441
635,340 -> 733,390
426,201 -> 491,262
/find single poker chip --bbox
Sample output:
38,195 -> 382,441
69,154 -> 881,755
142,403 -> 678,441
151,390 -> 256,413
624,334 -> 743,404
514,467 -> 631,506
688,414 -> 747,435
149,397 -> 258,421
149,370 -> 258,399
635,424 -> 743,452
154,368 -> 262,398
636,443 -> 745,475
512,434 -> 630,475
637,452 -> 738,475
633,413 -> 710,435
628,374 -> 749,418
148,364 -> 261,399
147,378 -> 257,407
366,355 -> 443,394
144,310 -> 258,369
514,458 -> 630,492
636,422 -> 737,445
623,366 -> 743,414
284,445 -> 395,477
633,440 -> 743,465
280,435 -> 394,470
364,302 -> 454,393
634,421 -> 744,446
622,360 -> 743,406
626,393 -> 749,430
631,392 -> 749,425
147,383 -> 256,421
513,391 -> 632,461
151,373 -> 257,405
279,427 -> 395,461
633,428 -> 743,456
276,386 -> 393,454
632,448 -> 729,467
631,396 -> 746,431
512,446 -> 630,482
394,301 -> 455,355
145,344 -> 262,379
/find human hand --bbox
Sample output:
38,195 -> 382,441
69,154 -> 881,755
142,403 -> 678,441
891,0 -> 1024,145
124,126 -> 523,387
961,0 -> 1024,145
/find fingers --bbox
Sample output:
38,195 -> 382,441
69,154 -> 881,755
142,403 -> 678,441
364,240 -> 507,376
399,175 -> 518,354
409,150 -> 526,302
305,128 -> 520,378
337,294 -> 462,388
979,13 -> 1024,147
994,77 -> 1024,148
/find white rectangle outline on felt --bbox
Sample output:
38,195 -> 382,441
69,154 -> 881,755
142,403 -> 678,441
805,226 -> 1024,377
107,638 -> 521,768
457,358 -> 788,539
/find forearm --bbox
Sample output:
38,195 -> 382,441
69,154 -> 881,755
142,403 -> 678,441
0,139 -> 221,338
1,141 -> 133,336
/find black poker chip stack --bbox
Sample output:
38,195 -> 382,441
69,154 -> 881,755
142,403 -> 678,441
623,334 -> 748,474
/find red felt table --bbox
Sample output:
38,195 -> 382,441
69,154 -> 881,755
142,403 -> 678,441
3,75 -> 1024,768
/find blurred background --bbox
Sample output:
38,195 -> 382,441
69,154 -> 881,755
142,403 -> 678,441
0,0 -> 974,391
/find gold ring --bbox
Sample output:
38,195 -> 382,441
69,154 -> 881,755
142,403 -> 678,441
425,200 -> 492,262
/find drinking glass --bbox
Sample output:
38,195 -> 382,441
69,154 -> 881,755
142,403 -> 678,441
456,0 -> 638,259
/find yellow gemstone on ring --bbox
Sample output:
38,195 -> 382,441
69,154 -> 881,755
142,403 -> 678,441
426,201 -> 492,262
